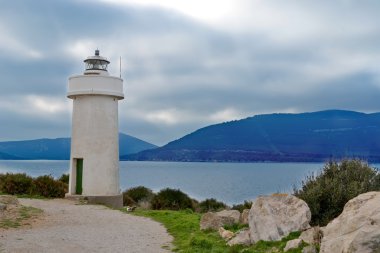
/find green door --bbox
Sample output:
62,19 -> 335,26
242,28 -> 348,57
75,159 -> 83,195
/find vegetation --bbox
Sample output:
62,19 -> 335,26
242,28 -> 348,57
197,198 -> 227,213
123,194 -> 136,206
232,201 -> 253,213
294,159 -> 380,226
123,186 -> 155,206
128,209 -> 306,253
0,173 -> 68,198
58,173 -> 69,184
0,173 -> 34,195
151,188 -> 194,211
33,175 -> 67,198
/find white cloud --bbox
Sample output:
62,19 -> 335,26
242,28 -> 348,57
0,24 -> 44,59
98,0 -> 236,24
27,95 -> 71,114
66,40 -> 98,60
0,95 -> 71,116
210,108 -> 245,122
145,109 -> 179,125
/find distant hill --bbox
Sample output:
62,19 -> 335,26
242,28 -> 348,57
123,110 -> 380,162
118,133 -> 157,155
0,133 -> 157,160
0,151 -> 22,160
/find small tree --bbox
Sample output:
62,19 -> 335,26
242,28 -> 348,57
294,159 -> 380,226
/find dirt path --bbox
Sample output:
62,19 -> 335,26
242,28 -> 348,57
0,198 -> 173,253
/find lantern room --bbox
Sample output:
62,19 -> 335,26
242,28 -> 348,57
83,49 -> 110,75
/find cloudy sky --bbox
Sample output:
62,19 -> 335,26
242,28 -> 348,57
0,0 -> 379,146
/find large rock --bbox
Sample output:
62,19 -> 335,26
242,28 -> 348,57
248,194 -> 311,243
240,209 -> 250,225
200,210 -> 240,230
299,226 -> 322,245
228,229 -> 251,246
284,238 -> 302,252
218,227 -> 234,241
320,191 -> 380,253
302,245 -> 317,253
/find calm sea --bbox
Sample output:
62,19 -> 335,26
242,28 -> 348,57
1,160 -> 375,205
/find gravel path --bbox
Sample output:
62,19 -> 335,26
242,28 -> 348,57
0,199 -> 173,253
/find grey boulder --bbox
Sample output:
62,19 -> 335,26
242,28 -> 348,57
248,194 -> 311,243
320,191 -> 380,253
200,210 -> 240,230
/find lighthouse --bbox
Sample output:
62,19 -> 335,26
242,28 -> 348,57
66,50 -> 124,208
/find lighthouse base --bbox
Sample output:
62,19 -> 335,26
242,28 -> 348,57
66,194 -> 123,209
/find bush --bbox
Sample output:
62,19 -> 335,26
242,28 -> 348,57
0,173 -> 33,195
198,198 -> 227,213
124,186 -> 154,203
0,173 -> 68,198
151,188 -> 194,210
232,200 -> 253,213
32,175 -> 68,198
58,174 -> 69,184
294,159 -> 380,226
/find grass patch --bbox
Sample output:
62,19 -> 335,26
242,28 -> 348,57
0,206 -> 42,229
223,223 -> 249,233
124,209 -> 307,253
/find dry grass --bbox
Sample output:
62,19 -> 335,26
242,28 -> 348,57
0,203 -> 42,229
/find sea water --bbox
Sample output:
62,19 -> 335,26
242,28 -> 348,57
0,160 -> 351,205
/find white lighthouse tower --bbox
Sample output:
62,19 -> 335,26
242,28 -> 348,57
66,50 -> 124,208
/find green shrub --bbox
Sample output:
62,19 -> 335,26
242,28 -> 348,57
124,186 -> 154,203
198,198 -> 227,213
232,200 -> 253,213
0,173 -> 33,195
151,188 -> 194,210
294,159 -> 380,226
32,175 -> 67,198
58,174 -> 69,184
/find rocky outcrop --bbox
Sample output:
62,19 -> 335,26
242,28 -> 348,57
228,229 -> 251,246
240,209 -> 250,225
248,194 -> 311,243
218,227 -> 234,241
284,238 -> 302,252
299,226 -> 322,245
200,210 -> 240,230
320,191 -> 380,253
302,245 -> 317,253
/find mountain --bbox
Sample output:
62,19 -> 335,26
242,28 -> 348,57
118,133 -> 157,155
0,151 -> 22,160
0,133 -> 157,160
123,110 -> 380,162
